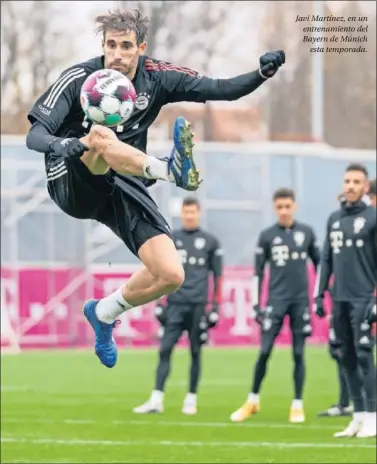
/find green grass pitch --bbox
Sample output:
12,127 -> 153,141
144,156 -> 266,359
1,346 -> 376,463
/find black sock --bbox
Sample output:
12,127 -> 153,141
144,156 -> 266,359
293,354 -> 305,400
292,335 -> 306,400
189,351 -> 201,394
155,349 -> 172,392
336,360 -> 350,407
358,350 -> 377,413
343,356 -> 365,413
252,352 -> 269,394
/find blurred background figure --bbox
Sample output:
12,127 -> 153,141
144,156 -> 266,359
314,163 -> 376,438
230,188 -> 320,424
133,197 -> 223,415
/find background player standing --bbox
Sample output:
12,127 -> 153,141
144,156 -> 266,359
314,163 -> 376,438
25,9 -> 285,369
133,197 -> 223,415
317,194 -> 353,418
230,188 -> 320,424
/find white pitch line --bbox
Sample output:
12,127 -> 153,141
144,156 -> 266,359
2,417 -> 342,430
1,437 -> 375,449
1,386 -> 31,392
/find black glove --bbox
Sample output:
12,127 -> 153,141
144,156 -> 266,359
50,137 -> 89,158
207,303 -> 219,329
314,296 -> 326,318
154,303 -> 168,326
365,297 -> 377,324
259,50 -> 285,78
252,304 -> 264,325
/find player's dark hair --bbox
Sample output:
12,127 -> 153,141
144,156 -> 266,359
369,178 -> 376,196
182,197 -> 200,208
345,162 -> 369,178
273,188 -> 295,202
95,9 -> 150,45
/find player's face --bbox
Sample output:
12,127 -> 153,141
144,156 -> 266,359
342,170 -> 368,203
274,197 -> 296,225
181,204 -> 201,230
369,194 -> 376,207
103,30 -> 147,79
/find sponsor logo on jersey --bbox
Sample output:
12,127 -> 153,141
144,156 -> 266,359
39,105 -> 51,116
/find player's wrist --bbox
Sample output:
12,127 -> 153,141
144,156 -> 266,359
258,68 -> 269,80
48,137 -> 61,153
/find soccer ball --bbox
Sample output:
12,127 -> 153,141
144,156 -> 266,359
80,69 -> 136,127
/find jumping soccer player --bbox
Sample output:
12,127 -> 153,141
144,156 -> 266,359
133,197 -> 223,415
230,188 -> 320,424
26,9 -> 285,369
314,163 -> 376,438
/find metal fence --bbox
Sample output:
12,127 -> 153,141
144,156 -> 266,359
1,136 -> 376,269
1,136 -> 375,348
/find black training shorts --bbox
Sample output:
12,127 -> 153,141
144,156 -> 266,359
46,155 -> 172,256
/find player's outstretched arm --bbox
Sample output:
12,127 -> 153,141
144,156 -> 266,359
159,50 -> 285,104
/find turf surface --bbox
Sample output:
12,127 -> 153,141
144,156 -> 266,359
1,347 -> 376,463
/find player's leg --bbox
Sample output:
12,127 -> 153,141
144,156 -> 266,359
332,302 -> 366,438
83,226 -> 185,367
318,341 -> 352,417
79,117 -> 201,191
133,308 -> 183,414
83,184 -> 185,369
230,302 -> 285,422
290,333 -> 306,423
183,305 -> 207,415
351,301 -> 376,438
288,302 -> 311,423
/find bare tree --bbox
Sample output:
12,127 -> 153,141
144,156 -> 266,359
116,1 -> 182,57
1,1 -> 75,134
259,0 -> 376,147
324,1 -> 376,148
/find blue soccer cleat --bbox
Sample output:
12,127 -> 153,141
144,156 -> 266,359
168,116 -> 202,191
83,299 -> 118,368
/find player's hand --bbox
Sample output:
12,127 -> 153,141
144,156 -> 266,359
314,297 -> 326,318
364,297 -> 377,324
154,304 -> 168,326
51,137 -> 89,158
207,304 -> 219,329
259,50 -> 285,79
252,304 -> 264,325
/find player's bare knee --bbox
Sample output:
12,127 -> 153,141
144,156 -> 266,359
88,125 -> 116,151
159,266 -> 185,294
89,124 -> 115,139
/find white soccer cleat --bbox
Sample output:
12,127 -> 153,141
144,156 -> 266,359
182,404 -> 197,415
132,400 -> 163,414
230,401 -> 260,422
334,419 -> 363,438
289,406 -> 305,423
356,414 -> 377,438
